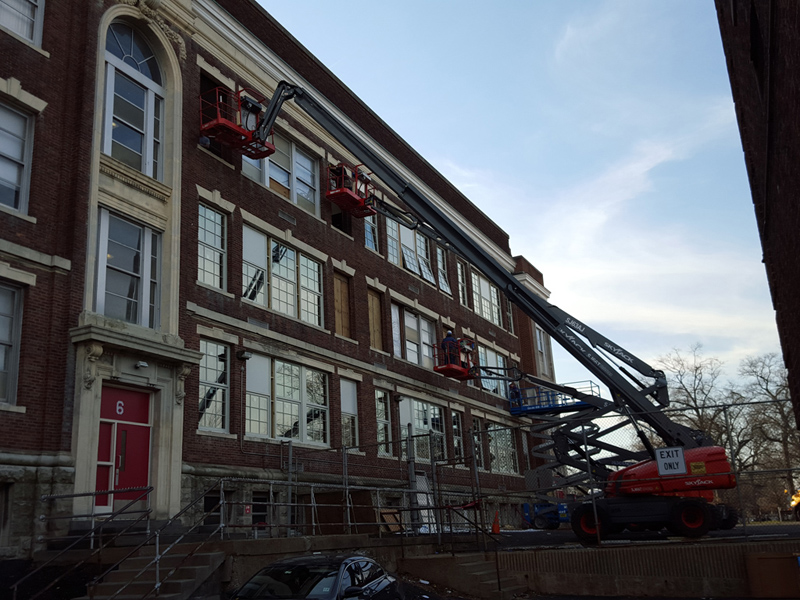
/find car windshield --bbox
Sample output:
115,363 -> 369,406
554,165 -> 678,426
234,564 -> 340,599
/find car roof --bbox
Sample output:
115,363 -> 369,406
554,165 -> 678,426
263,554 -> 372,569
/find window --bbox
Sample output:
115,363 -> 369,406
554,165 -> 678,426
0,282 -> 22,405
274,359 -> 328,444
242,132 -> 318,215
391,303 -> 433,368
471,271 -> 502,326
246,354 -> 271,437
0,0 -> 44,45
375,390 -> 391,456
199,340 -> 229,432
246,356 -> 329,444
0,102 -> 33,213
399,397 -> 445,461
452,411 -> 464,461
333,273 -> 350,338
478,346 -> 508,397
488,424 -> 518,474
395,222 -> 437,285
535,325 -> 552,377
456,261 -> 469,306
436,247 -> 451,295
506,298 -> 514,334
472,417 -> 484,469
242,226 -> 323,326
365,213 -> 378,252
96,209 -> 160,328
367,289 -> 383,350
386,219 -> 400,266
340,378 -> 358,448
197,205 -> 226,289
103,21 -> 164,179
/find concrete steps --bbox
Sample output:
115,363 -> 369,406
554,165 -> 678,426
399,552 -> 527,600
75,550 -> 226,600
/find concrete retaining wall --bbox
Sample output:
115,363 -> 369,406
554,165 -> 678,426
498,539 -> 800,597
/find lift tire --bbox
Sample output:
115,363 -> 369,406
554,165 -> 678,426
571,503 -> 609,543
667,499 -> 713,538
533,515 -> 549,530
719,506 -> 739,530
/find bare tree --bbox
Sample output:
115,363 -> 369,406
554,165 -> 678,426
656,344 -> 756,469
739,353 -> 799,494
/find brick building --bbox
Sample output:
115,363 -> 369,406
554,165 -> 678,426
0,0 -> 555,558
715,1 -> 800,427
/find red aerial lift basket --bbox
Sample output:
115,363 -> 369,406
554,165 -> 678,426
199,87 -> 275,160
326,163 -> 377,218
433,338 -> 475,381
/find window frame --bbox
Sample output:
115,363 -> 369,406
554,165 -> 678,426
95,208 -> 161,329
375,389 -> 392,456
535,325 -> 552,377
364,212 -> 379,252
0,281 -> 23,405
102,22 -> 165,180
391,303 -> 434,368
386,218 -> 400,266
198,340 -> 229,433
242,131 -> 319,216
399,397 -> 445,462
367,288 -> 383,351
472,417 -> 485,469
0,0 -> 45,46
477,346 -> 508,397
436,247 -> 452,295
197,204 -> 227,290
242,226 -> 323,327
0,101 -> 34,214
333,272 -> 351,338
340,378 -> 358,449
452,411 -> 464,462
272,359 -> 328,445
487,423 -> 519,475
245,354 -> 271,438
456,261 -> 469,307
471,270 -> 502,326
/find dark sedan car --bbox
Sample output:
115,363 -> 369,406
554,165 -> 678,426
231,553 -> 404,600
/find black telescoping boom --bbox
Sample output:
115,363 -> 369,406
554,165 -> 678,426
253,81 -> 714,452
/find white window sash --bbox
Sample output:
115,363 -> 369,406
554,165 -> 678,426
103,58 -> 164,179
95,209 -> 158,327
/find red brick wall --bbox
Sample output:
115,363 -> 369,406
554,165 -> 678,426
715,0 -> 800,427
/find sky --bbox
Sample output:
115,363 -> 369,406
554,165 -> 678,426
258,0 -> 781,387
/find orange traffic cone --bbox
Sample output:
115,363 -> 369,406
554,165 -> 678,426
492,510 -> 500,534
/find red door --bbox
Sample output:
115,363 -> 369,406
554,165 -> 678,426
95,388 -> 151,510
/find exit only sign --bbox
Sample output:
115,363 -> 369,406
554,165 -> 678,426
656,447 -> 687,476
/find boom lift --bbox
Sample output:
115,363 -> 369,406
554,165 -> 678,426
206,80 -> 738,541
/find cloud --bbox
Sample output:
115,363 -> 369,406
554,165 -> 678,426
433,118 -> 779,385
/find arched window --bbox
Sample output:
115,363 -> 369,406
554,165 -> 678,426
102,21 -> 164,179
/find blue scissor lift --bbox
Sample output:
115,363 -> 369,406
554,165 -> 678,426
508,380 -> 601,416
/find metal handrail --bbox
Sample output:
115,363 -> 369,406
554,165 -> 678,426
11,486 -> 153,600
88,478 -> 225,599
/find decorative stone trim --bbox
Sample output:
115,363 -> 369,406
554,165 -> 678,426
100,154 -> 172,202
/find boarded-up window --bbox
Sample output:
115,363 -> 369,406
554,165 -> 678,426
334,273 -> 350,338
368,289 -> 383,350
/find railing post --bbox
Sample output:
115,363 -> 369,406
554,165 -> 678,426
343,446 -> 350,534
287,440 -> 293,535
407,425 -> 419,534
220,480 -> 226,540
154,530 -> 160,596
